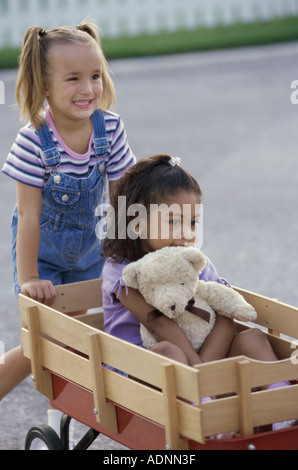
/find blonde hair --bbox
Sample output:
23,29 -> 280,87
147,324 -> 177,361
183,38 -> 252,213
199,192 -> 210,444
16,19 -> 116,129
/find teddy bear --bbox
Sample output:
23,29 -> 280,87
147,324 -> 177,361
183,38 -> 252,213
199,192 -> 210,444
122,246 -> 257,351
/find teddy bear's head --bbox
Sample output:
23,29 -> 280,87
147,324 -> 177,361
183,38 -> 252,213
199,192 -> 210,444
122,246 -> 206,318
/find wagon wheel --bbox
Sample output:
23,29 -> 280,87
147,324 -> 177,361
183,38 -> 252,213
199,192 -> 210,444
25,424 -> 64,450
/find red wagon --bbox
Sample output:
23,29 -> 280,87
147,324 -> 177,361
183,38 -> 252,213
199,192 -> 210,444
19,279 -> 298,450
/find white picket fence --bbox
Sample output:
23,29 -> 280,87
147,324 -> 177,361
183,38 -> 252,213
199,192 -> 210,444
1,0 -> 298,49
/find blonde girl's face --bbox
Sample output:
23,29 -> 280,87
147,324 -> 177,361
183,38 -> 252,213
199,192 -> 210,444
140,190 -> 202,253
44,41 -> 103,127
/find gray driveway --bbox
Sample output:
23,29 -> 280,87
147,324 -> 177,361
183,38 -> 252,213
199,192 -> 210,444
0,41 -> 297,449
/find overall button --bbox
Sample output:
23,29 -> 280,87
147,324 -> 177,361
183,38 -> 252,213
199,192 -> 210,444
62,194 -> 69,202
54,174 -> 61,184
98,163 -> 105,173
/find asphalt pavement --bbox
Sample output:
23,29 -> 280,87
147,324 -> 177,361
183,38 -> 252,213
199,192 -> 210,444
0,41 -> 298,450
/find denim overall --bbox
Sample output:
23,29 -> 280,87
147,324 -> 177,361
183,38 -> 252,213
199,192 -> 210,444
11,109 -> 109,295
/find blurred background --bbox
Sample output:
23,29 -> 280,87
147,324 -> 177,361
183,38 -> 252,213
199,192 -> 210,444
1,0 -> 298,65
0,0 -> 298,450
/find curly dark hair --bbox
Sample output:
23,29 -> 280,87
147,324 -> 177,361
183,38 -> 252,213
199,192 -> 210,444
103,154 -> 202,263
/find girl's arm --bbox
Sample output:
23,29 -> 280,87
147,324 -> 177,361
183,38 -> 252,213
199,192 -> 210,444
16,182 -> 56,305
118,286 -> 203,366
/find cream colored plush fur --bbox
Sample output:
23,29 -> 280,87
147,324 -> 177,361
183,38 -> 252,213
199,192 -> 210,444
122,246 -> 257,351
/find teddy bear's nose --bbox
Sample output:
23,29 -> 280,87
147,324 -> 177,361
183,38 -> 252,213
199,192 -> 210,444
170,305 -> 176,311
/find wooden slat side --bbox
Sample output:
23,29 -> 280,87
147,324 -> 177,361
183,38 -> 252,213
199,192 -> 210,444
195,355 -> 298,397
20,299 -> 202,403
19,282 -> 298,442
88,333 -> 118,434
234,287 -> 298,339
20,296 -> 103,354
267,334 -> 298,360
19,279 -> 102,315
103,366 -> 203,443
236,359 -> 253,436
252,384 -> 298,427
161,363 -> 189,449
200,396 -> 239,436
23,329 -> 204,443
26,306 -> 53,399
22,327 -> 298,440
22,305 -> 298,404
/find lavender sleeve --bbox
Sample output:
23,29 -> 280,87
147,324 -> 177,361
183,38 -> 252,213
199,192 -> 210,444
199,257 -> 231,287
102,260 -> 143,346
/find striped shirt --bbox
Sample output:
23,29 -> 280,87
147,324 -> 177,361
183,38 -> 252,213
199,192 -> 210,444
2,107 -> 136,188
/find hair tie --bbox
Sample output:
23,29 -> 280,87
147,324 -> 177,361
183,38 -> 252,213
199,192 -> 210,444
168,156 -> 181,167
38,29 -> 46,38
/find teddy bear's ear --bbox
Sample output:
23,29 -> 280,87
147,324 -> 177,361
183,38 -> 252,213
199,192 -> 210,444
122,262 -> 140,289
184,247 -> 206,272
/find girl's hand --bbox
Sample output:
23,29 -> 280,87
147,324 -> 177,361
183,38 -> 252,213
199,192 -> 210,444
20,277 -> 56,306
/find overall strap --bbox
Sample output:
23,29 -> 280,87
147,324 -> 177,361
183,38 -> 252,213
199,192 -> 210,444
36,122 -> 60,168
91,109 -> 109,157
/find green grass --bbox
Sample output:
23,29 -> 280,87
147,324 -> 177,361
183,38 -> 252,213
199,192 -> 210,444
102,16 -> 298,59
1,16 -> 298,69
0,47 -> 20,69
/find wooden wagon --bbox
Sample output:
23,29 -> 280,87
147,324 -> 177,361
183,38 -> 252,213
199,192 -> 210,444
19,279 -> 298,450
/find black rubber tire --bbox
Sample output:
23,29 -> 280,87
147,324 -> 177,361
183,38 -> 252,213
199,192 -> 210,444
25,424 -> 64,450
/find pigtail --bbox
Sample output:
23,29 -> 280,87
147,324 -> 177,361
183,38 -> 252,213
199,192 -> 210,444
16,26 -> 47,129
76,18 -> 116,111
76,18 -> 101,45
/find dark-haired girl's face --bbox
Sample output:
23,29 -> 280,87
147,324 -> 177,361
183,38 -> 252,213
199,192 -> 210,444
140,190 -> 201,253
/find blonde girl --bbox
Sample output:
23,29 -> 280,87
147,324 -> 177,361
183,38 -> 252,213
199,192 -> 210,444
1,20 -> 135,435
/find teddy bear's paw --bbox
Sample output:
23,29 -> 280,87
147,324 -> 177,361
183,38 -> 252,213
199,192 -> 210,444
235,305 -> 257,322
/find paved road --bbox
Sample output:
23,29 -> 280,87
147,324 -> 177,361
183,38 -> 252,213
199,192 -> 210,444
0,42 -> 298,450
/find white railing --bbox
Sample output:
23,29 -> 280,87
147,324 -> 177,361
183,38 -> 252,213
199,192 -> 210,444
1,0 -> 298,49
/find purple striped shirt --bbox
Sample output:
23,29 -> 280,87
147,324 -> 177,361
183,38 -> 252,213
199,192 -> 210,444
2,107 -> 135,188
